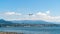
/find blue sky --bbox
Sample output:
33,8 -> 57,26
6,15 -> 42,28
0,0 -> 60,22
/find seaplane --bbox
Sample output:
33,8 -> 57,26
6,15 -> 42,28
28,13 -> 33,16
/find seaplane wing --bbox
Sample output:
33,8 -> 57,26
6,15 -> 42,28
28,14 -> 33,16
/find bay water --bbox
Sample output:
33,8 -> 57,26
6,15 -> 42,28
0,26 -> 60,34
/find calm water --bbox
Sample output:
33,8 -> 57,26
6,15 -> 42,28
0,27 -> 60,34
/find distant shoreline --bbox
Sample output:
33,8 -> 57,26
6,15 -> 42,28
0,32 -> 23,34
0,24 -> 60,27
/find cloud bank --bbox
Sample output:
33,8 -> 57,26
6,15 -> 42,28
0,11 -> 60,22
4,12 -> 21,16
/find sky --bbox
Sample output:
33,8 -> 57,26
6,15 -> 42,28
0,0 -> 60,22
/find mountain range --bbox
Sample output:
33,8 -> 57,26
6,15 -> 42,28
0,19 -> 13,24
0,19 -> 55,24
12,20 -> 54,24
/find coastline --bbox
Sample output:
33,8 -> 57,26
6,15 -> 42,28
0,32 -> 23,34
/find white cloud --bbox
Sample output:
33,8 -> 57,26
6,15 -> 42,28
0,11 -> 60,23
0,12 -> 22,21
4,12 -> 21,16
24,11 -> 60,22
35,11 -> 60,22
46,10 -> 50,14
36,12 -> 48,16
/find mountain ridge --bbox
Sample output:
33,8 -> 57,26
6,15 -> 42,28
0,19 -> 56,24
12,20 -> 54,24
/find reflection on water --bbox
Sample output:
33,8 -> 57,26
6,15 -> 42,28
0,27 -> 60,34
